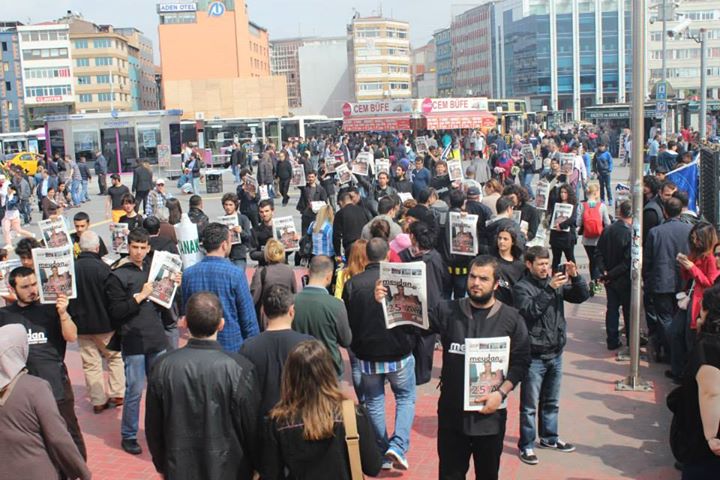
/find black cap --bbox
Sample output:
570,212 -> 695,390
467,186 -> 481,197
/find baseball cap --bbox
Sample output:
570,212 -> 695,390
655,165 -> 668,174
156,178 -> 166,185
467,186 -> 481,197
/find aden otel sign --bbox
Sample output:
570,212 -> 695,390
157,3 -> 197,13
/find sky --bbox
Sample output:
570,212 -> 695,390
4,0 -> 481,63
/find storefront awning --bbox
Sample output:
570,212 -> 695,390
422,111 -> 496,130
342,114 -> 413,132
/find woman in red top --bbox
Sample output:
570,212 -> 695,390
674,222 -> 719,380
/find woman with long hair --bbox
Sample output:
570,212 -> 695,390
673,222 -> 719,381
492,226 -> 525,307
548,184 -> 578,272
262,340 -> 382,479
309,204 -> 335,258
334,239 -> 369,300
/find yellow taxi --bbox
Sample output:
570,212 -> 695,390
3,151 -> 41,175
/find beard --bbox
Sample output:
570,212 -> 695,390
468,289 -> 494,306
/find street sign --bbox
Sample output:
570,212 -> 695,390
656,81 -> 667,100
655,99 -> 668,119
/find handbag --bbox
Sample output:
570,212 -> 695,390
677,281 -> 694,310
341,399 -> 363,480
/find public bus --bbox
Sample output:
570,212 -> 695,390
486,98 -> 530,135
0,128 -> 46,157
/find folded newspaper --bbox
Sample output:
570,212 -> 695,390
110,222 -> 129,254
272,216 -> 299,252
39,217 -> 71,248
217,215 -> 242,244
464,336 -> 511,412
148,251 -> 182,309
380,261 -> 428,330
32,245 -> 76,304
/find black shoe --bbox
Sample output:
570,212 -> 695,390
607,343 -> 622,351
519,448 -> 539,465
665,370 -> 682,384
121,438 -> 142,455
538,439 -> 576,452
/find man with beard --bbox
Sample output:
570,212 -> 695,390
374,255 -> 530,479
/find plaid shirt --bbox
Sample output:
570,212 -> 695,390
181,256 -> 259,352
146,189 -> 171,221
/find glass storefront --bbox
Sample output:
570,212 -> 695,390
73,130 -> 99,161
136,124 -> 161,164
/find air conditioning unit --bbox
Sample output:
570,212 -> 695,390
195,111 -> 205,120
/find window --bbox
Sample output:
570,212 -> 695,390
97,92 -> 115,102
77,76 -> 91,85
1,42 -> 6,52
356,28 -> 380,38
96,74 -> 110,84
390,82 -> 409,90
95,57 -> 112,66
93,39 -> 112,48
25,84 -> 72,97
24,67 -> 71,79
359,82 -> 383,91
74,40 -> 88,49
2,62 -> 8,72
79,93 -> 92,103
22,48 -> 69,60
76,58 -> 89,67
5,81 -> 10,91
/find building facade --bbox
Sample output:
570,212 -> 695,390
115,27 -> 160,110
451,3 -> 495,98
296,37 -> 351,116
270,38 -> 306,109
347,16 -> 411,101
0,22 -> 26,133
493,0 -> 632,118
647,0 -> 720,101
434,28 -> 453,96
157,0 -> 286,118
17,23 -> 75,127
411,40 -> 436,98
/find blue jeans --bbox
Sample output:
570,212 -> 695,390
121,351 -> 164,440
71,179 -> 82,205
81,179 -> 89,201
598,172 -> 612,203
519,355 -> 563,450
349,351 -> 364,403
523,172 -> 535,198
232,165 -> 240,183
360,355 -> 416,456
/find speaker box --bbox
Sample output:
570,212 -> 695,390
699,148 -> 720,230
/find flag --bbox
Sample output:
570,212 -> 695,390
666,161 -> 699,212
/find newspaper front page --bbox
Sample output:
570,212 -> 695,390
217,215 -> 242,244
110,222 -> 129,254
272,216 -> 299,252
448,212 -> 479,256
39,217 -> 71,248
32,246 -> 76,304
464,336 -> 511,411
148,250 -> 182,309
550,202 -> 574,232
380,261 -> 428,330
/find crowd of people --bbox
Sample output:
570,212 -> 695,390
0,123 -> 718,480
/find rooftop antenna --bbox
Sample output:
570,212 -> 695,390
378,2 -> 383,17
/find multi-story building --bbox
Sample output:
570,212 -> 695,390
347,16 -> 411,101
57,13 -> 132,113
296,36 -> 351,116
115,27 -> 160,110
493,0 -> 632,118
0,21 -> 26,133
648,0 -> 720,101
17,23 -> 74,127
157,0 -> 287,119
411,40 -> 436,98
451,3 -> 495,98
434,28 -> 453,96
270,37 -> 307,109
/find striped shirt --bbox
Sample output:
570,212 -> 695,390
308,220 -> 334,257
359,354 -> 412,375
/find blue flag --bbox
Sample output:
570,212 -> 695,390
666,161 -> 699,212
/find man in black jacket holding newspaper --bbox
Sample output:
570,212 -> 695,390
374,254 -> 530,479
512,246 -> 590,466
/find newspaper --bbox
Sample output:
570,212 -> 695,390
618,133 -> 627,164
448,160 -> 464,181
259,185 -> 270,200
291,165 -> 306,187
244,176 -> 258,197
101,253 -> 121,266
32,245 -> 76,304
325,155 -> 339,174
449,212 -> 478,256
415,136 -> 429,154
375,159 -> 390,176
550,202 -> 574,232
352,152 -> 372,176
380,261 -> 428,330
464,336 -> 511,411
335,162 -> 352,184
217,215 -> 242,244
148,250 -> 182,309
615,185 -> 630,217
534,180 -> 550,210
521,144 -> 538,170
272,216 -> 299,252
109,222 -> 129,254
527,224 -> 548,248
311,201 -> 326,213
0,259 -> 21,296
39,217 -> 71,248
398,192 -> 413,204
559,153 -> 575,176
512,210 -> 522,227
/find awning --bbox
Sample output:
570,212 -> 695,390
342,114 -> 413,132
422,111 -> 496,130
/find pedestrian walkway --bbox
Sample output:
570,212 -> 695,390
67,291 -> 680,479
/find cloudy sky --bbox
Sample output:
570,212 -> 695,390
5,0 -> 479,62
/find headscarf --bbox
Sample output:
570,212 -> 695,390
0,324 -> 28,390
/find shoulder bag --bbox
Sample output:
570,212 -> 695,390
341,399 -> 363,480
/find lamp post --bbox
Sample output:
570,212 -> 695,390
687,28 -> 708,142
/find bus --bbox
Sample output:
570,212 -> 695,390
486,98 -> 530,135
280,116 -> 342,142
0,128 -> 46,157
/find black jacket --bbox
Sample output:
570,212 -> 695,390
642,195 -> 664,244
465,200 -> 493,253
517,202 -> 540,241
342,263 -> 417,362
296,184 -> 327,219
643,217 -> 693,294
261,405 -> 382,480
333,203 -> 372,256
68,252 -> 114,335
399,248 -> 450,309
512,270 -> 590,359
106,261 -> 171,355
145,339 -> 261,480
231,148 -> 246,168
132,165 -> 154,192
548,203 -> 578,250
276,159 -> 293,181
431,299 -> 530,435
229,212 -> 254,261
250,221 -> 274,264
149,235 -> 179,255
188,207 -> 210,238
596,219 -> 631,289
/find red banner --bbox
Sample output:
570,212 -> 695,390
343,115 -> 412,132
423,112 -> 496,130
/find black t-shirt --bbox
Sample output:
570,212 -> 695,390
0,303 -> 68,401
108,185 -> 130,210
119,213 -> 144,232
239,329 -> 313,415
495,257 -> 525,307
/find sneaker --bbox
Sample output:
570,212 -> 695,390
538,439 -> 576,452
381,459 -> 393,470
385,448 -> 409,470
519,448 -> 539,465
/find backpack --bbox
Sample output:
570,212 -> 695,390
582,201 -> 603,239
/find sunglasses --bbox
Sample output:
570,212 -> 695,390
714,252 -> 720,258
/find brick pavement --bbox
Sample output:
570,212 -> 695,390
65,288 -> 681,480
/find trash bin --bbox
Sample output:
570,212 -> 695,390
205,172 -> 223,194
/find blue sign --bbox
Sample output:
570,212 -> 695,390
656,81 -> 667,100
111,109 -> 119,119
208,1 -> 225,16
655,100 -> 667,119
